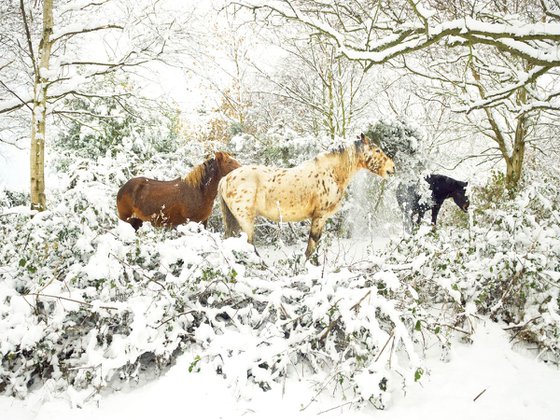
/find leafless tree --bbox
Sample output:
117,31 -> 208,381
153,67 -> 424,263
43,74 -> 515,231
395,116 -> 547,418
0,0 -> 182,210
236,0 -> 560,187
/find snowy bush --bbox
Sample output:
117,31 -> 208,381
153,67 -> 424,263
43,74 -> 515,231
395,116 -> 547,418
0,130 -> 435,407
1,125 -> 559,411
365,120 -> 425,177
230,125 -> 321,168
55,77 -> 180,160
0,190 -> 435,408
376,167 -> 560,361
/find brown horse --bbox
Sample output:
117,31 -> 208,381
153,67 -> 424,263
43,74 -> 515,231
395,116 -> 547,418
117,151 -> 240,230
218,134 -> 395,258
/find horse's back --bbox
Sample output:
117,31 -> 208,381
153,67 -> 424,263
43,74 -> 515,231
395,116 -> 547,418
426,174 -> 462,197
220,164 -> 318,222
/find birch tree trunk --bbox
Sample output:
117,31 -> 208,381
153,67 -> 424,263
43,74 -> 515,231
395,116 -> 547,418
30,0 -> 53,211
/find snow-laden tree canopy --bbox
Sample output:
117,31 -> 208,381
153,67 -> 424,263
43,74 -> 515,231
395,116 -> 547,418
237,0 -> 560,113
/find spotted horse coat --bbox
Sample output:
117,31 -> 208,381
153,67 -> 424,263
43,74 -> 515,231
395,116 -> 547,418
218,134 -> 395,259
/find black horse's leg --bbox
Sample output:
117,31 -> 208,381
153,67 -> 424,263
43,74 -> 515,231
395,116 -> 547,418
431,203 -> 442,225
415,211 -> 424,226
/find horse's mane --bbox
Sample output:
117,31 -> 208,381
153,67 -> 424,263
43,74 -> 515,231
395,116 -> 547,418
323,138 -> 364,168
183,158 -> 217,188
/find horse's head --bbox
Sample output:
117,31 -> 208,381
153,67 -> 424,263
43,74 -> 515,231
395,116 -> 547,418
452,181 -> 470,212
356,133 -> 395,178
215,151 -> 241,177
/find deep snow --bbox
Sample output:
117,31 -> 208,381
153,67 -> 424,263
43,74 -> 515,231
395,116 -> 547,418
1,314 -> 558,419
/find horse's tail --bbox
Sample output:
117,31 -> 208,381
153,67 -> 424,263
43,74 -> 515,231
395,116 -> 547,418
218,178 -> 240,238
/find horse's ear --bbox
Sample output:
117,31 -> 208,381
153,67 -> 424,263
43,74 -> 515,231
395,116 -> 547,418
360,133 -> 366,141
214,151 -> 224,161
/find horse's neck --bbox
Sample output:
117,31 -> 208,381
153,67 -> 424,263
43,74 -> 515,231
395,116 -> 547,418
321,150 -> 360,188
201,173 -> 220,197
183,162 -> 219,198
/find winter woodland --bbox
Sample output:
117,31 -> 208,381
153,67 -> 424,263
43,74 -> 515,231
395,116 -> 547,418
1,0 -> 560,418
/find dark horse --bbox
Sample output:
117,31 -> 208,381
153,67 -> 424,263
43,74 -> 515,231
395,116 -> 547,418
117,152 -> 240,230
396,174 -> 469,229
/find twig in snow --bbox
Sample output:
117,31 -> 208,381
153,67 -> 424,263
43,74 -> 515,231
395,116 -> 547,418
350,290 -> 372,313
473,388 -> 487,402
25,292 -> 118,311
374,333 -> 395,364
156,309 -> 196,329
316,399 -> 359,415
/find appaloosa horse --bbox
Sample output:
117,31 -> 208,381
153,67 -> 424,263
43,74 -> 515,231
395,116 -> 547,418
396,174 -> 469,229
218,134 -> 395,259
117,151 -> 240,230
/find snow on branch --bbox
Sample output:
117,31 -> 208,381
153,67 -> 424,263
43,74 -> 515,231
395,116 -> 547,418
459,65 -> 553,113
238,1 -> 560,66
51,22 -> 124,44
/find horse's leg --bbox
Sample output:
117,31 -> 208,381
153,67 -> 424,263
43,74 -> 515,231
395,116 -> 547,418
221,195 -> 256,243
431,202 -> 442,225
236,211 -> 256,244
415,211 -> 424,226
305,216 -> 327,260
219,194 -> 241,238
128,217 -> 143,231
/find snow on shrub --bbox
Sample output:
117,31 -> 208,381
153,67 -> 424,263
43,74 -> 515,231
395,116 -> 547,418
377,167 -> 560,361
0,143 -> 435,407
1,128 -> 558,410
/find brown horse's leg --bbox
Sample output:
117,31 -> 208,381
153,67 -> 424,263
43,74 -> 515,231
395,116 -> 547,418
128,217 -> 143,231
305,216 -> 327,260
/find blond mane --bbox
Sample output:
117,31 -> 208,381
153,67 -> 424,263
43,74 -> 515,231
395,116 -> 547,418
183,158 -> 214,188
321,140 -> 361,173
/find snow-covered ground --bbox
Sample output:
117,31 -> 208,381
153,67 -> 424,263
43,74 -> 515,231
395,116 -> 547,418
2,320 -> 558,420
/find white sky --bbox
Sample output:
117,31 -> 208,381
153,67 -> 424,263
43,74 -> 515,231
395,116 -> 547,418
0,143 -> 28,191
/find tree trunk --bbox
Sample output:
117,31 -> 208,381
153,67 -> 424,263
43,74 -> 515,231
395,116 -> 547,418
326,68 -> 335,140
469,62 -> 529,191
30,0 -> 53,211
506,109 -> 527,189
505,81 -> 529,189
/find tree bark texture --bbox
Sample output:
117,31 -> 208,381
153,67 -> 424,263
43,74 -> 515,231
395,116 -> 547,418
30,0 -> 53,211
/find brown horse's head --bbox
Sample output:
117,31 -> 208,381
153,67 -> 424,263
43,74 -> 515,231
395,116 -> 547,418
356,133 -> 395,178
214,151 -> 241,177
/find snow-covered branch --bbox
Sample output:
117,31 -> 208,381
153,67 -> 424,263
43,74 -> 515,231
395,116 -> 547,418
51,23 -> 124,44
240,1 -> 560,63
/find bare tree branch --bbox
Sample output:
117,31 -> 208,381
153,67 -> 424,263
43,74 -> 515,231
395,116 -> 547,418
51,23 -> 124,44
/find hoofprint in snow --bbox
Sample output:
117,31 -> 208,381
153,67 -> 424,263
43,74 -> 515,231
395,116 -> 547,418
1,320 -> 559,420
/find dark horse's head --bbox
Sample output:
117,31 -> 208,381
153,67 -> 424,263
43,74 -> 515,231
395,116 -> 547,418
452,180 -> 470,212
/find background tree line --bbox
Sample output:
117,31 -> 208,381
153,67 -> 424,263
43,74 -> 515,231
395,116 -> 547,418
2,0 -> 560,209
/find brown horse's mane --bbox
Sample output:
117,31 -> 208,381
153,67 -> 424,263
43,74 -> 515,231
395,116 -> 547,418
183,157 -> 217,189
